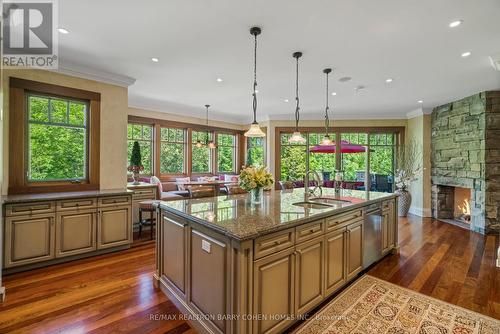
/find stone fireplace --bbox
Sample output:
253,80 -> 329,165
431,91 -> 500,234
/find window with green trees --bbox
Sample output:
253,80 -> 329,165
127,124 -> 153,175
246,137 -> 265,167
217,133 -> 236,173
309,133 -> 336,179
27,94 -> 88,181
192,131 -> 212,173
160,127 -> 186,174
280,133 -> 307,181
341,133 -> 368,181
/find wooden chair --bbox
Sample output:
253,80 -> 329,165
138,200 -> 159,240
279,181 -> 294,190
224,185 -> 247,195
187,186 -> 215,198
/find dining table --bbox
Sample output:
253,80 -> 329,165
175,180 -> 238,196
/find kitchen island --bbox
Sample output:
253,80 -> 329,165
155,188 -> 398,334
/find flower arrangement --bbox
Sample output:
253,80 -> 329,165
394,138 -> 422,191
238,166 -> 274,191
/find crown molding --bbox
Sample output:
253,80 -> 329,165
51,61 -> 136,87
266,112 -> 407,121
406,107 -> 433,119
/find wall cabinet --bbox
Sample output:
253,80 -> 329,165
97,206 -> 132,249
4,214 -> 55,268
56,209 -> 96,257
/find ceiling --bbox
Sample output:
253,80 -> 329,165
58,0 -> 500,123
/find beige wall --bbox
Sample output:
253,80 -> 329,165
1,69 -> 129,195
261,119 -> 408,179
407,114 -> 432,217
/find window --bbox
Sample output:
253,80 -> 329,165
217,133 -> 236,173
308,133 -> 336,180
27,94 -> 88,181
369,133 -> 396,192
127,124 -> 153,175
9,78 -> 100,194
160,127 -> 186,174
341,133 -> 368,181
280,133 -> 307,181
192,131 -> 212,173
246,137 -> 265,167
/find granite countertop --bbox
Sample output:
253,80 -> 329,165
2,189 -> 133,204
159,188 -> 397,241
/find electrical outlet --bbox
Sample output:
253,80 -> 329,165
202,240 -> 211,253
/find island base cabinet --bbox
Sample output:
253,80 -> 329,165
4,214 -> 55,268
325,228 -> 347,296
190,230 -> 227,333
162,215 -> 187,296
56,210 -> 96,258
346,220 -> 363,280
253,248 -> 295,334
294,236 -> 324,315
97,206 -> 132,249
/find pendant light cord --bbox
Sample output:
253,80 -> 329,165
252,32 -> 258,125
205,104 -> 210,144
324,71 -> 330,135
295,55 -> 300,131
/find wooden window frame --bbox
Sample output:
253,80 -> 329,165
128,115 -> 244,180
158,126 -> 187,177
191,129 -> 214,175
127,123 -> 155,176
9,78 -> 101,194
274,126 -> 405,189
216,132 -> 237,174
245,135 -> 267,166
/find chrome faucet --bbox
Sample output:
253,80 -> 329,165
305,170 -> 322,199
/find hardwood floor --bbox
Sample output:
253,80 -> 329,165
0,215 -> 498,333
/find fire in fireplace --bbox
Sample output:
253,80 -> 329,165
432,184 -> 472,229
457,198 -> 471,223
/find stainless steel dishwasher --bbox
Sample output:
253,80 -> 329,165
363,204 -> 383,268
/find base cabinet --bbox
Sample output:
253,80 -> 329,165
97,206 -> 132,249
4,214 -> 55,268
295,236 -> 324,315
346,220 -> 363,280
253,248 -> 295,334
162,215 -> 187,296
56,209 -> 96,258
325,228 -> 347,295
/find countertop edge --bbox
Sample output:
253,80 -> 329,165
2,189 -> 133,204
159,194 -> 397,242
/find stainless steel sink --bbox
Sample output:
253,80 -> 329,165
292,201 -> 332,209
310,197 -> 351,205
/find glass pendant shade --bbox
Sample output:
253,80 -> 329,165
195,140 -> 204,148
245,123 -> 266,137
288,131 -> 306,144
207,141 -> 217,149
319,134 -> 333,146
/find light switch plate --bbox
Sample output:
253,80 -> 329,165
202,240 -> 211,253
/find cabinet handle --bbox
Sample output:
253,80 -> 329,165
309,229 -> 315,233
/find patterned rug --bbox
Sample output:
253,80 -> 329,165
294,275 -> 500,334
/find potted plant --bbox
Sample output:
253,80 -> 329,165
239,166 -> 274,205
395,138 -> 422,216
128,141 -> 144,185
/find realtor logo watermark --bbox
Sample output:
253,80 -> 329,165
2,0 -> 59,68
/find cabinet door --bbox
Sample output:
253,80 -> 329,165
388,201 -> 396,249
4,214 -> 55,268
295,236 -> 324,315
253,248 -> 295,334
346,220 -> 363,280
381,211 -> 390,254
97,205 -> 132,249
325,228 -> 346,296
56,209 -> 97,258
162,215 -> 187,296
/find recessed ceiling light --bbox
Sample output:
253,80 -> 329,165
216,78 -> 223,82
355,85 -> 365,91
284,99 -> 289,103
449,20 -> 463,28
385,78 -> 393,83
58,28 -> 69,34
461,51 -> 471,58
151,57 -> 159,62
331,92 -> 337,96
339,77 -> 352,82
418,100 -> 424,104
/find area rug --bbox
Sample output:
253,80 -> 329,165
293,275 -> 499,334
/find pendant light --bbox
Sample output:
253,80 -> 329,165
244,26 -> 266,138
319,68 -> 333,146
288,52 -> 306,144
205,104 -> 217,149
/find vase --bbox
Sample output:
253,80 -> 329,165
395,189 -> 412,217
250,187 -> 263,205
132,171 -> 141,185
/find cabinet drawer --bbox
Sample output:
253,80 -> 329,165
296,220 -> 324,244
57,197 -> 97,211
98,195 -> 131,207
132,187 -> 156,200
254,228 -> 295,260
5,201 -> 55,216
326,209 -> 363,231
382,200 -> 391,211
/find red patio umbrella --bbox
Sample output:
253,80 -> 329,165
310,140 -> 366,153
